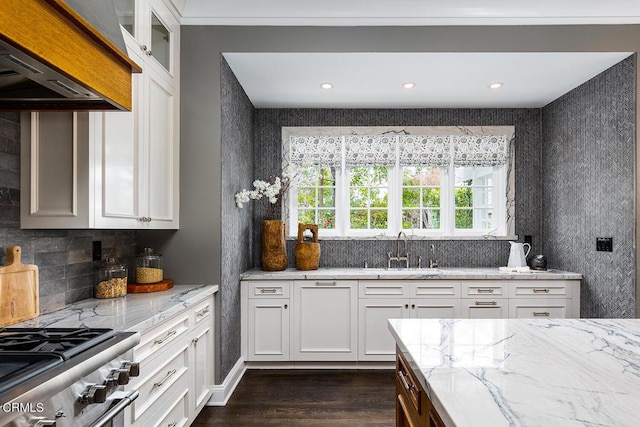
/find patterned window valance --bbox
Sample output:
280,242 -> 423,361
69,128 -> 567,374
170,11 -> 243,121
398,135 -> 451,166
453,135 -> 509,166
344,135 -> 396,166
290,135 -> 342,166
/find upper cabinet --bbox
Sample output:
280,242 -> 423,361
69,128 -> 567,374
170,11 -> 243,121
20,0 -> 179,230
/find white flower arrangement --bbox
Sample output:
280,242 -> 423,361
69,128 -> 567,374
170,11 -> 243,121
235,165 -> 298,217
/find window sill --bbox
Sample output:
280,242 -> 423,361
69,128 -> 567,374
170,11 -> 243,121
287,235 -> 518,241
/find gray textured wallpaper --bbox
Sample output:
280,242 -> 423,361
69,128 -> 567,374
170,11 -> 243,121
542,56 -> 636,318
220,58 -> 255,378
254,108 -> 543,268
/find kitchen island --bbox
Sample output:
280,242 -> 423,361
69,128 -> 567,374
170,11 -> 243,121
388,318 -> 640,427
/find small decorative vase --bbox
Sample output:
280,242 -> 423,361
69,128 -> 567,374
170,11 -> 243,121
294,223 -> 320,271
261,220 -> 288,271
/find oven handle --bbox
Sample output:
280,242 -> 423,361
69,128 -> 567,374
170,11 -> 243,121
89,389 -> 139,427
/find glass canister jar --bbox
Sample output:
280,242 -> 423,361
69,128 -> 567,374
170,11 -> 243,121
95,257 -> 128,298
135,248 -> 163,284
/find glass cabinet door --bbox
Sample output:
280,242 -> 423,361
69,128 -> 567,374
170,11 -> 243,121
151,12 -> 171,73
113,0 -> 135,37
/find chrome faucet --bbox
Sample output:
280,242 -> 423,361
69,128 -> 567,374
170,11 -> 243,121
429,244 -> 438,268
387,231 -> 410,268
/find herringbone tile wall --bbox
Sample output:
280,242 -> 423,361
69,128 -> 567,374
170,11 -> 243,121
254,108 -> 543,268
542,55 -> 636,318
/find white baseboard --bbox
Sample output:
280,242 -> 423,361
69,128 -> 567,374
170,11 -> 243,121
207,357 -> 246,406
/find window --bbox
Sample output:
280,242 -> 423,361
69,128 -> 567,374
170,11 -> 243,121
285,127 -> 514,239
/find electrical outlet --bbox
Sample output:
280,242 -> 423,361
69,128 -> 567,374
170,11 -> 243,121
596,237 -> 613,252
92,241 -> 102,261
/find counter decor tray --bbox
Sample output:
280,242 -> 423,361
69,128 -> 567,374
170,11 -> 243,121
127,279 -> 174,293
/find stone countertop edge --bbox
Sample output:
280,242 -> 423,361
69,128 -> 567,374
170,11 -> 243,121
387,318 -> 640,427
13,284 -> 219,332
239,267 -> 582,280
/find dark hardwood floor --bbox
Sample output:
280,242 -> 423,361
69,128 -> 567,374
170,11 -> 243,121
193,370 -> 395,426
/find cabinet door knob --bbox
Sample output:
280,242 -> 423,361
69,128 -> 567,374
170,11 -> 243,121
404,304 -> 408,309
140,44 -> 148,51
411,304 -> 415,309
146,50 -> 153,56
284,304 -> 288,309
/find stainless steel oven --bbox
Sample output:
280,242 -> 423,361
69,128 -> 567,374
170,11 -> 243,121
0,328 -> 140,427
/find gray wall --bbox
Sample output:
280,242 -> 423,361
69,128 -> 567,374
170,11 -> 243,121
0,113 -> 136,313
542,56 -> 636,318
254,108 -> 542,268
178,24 -> 640,382
220,58 -> 255,378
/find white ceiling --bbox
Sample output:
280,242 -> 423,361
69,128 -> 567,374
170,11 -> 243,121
178,0 -> 640,26
176,0 -> 637,108
223,52 -> 632,108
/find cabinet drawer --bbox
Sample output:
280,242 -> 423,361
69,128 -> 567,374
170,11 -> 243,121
508,281 -> 573,298
359,281 -> 408,298
152,388 -> 189,427
411,281 -> 460,298
396,351 -> 421,415
135,313 -> 190,363
129,343 -> 189,422
509,299 -> 569,318
247,281 -> 290,298
192,298 -> 212,325
462,282 -> 505,297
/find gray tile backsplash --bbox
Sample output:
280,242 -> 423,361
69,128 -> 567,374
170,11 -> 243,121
0,112 -> 136,314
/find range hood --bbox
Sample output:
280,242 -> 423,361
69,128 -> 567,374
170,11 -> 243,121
0,0 -> 141,111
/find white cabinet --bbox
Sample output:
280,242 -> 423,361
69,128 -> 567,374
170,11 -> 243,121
241,277 -> 580,364
460,281 -> 509,319
242,282 -> 291,362
124,293 -> 214,427
358,281 -> 461,361
507,280 -> 577,318
20,0 -> 179,229
292,280 -> 358,361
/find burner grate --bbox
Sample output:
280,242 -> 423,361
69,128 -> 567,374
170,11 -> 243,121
0,328 -> 117,359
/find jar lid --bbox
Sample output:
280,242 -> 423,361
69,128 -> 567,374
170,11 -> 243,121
100,257 -> 126,269
137,247 -> 162,259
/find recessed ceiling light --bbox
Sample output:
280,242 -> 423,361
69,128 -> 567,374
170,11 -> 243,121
402,82 -> 415,89
489,82 -> 503,89
320,82 -> 333,90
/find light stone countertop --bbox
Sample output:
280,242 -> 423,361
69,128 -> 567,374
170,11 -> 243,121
14,285 -> 218,332
388,318 -> 640,427
240,267 -> 582,280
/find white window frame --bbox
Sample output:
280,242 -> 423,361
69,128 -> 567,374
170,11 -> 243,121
283,126 -> 515,240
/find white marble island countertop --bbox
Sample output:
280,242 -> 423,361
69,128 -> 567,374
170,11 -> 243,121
241,267 -> 582,280
13,284 -> 218,332
388,318 -> 640,427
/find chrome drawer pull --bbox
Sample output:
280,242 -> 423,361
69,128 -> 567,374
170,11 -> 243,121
197,307 -> 210,317
398,371 -> 412,391
533,311 -> 551,316
475,301 -> 498,306
533,288 -> 550,293
316,281 -> 337,286
260,288 -> 278,293
477,288 -> 495,293
153,369 -> 177,388
154,330 -> 177,345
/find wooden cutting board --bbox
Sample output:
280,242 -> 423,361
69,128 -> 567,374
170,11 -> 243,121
0,246 -> 39,327
127,279 -> 174,293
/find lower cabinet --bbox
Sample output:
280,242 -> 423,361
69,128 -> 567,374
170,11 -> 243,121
242,278 -> 580,363
396,349 -> 445,427
291,280 -> 358,361
124,294 -> 214,426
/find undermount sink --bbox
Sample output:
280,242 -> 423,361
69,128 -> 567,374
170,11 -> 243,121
366,268 -> 441,274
